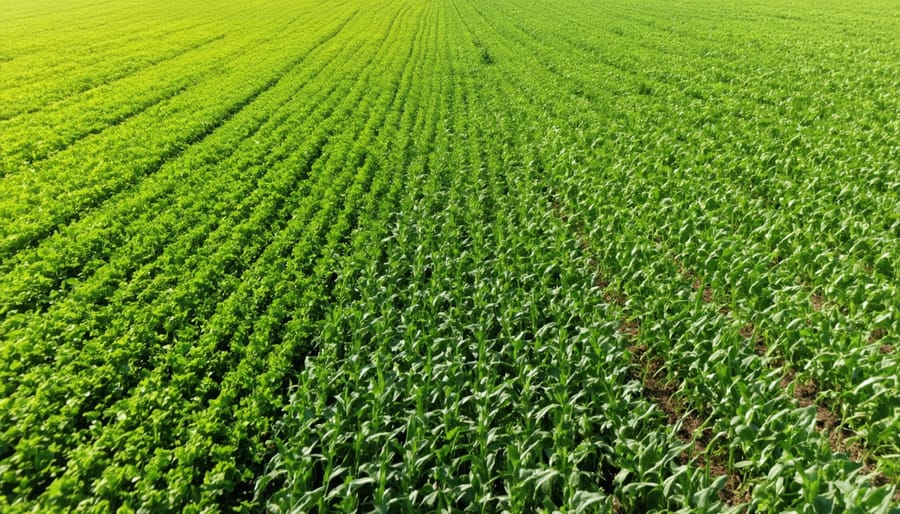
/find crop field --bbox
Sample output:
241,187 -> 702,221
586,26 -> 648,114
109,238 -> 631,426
1,0 -> 899,512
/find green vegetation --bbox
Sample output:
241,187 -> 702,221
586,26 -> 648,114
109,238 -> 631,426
1,0 -> 898,511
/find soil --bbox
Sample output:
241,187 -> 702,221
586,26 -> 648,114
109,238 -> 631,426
628,343 -> 746,505
811,293 -> 824,311
618,319 -> 640,337
868,328 -> 886,343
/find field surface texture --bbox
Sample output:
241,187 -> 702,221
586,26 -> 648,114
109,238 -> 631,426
1,0 -> 899,512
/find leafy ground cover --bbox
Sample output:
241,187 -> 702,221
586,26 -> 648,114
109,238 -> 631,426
0,0 -> 897,511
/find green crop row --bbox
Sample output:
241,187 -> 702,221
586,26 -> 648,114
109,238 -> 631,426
0,2 -> 266,121
1,0 -> 430,509
1,0 -> 897,512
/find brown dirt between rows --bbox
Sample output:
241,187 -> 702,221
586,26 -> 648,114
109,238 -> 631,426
597,252 -> 750,504
811,293 -> 824,311
604,277 -> 749,505
869,328 -> 886,343
627,342 -> 750,506
624,277 -> 895,505
869,329 -> 892,355
691,278 -> 715,304
704,285 -> 894,491
618,319 -> 639,337
644,275 -> 894,503
599,275 -> 628,307
779,371 -> 895,493
555,203 -> 898,506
